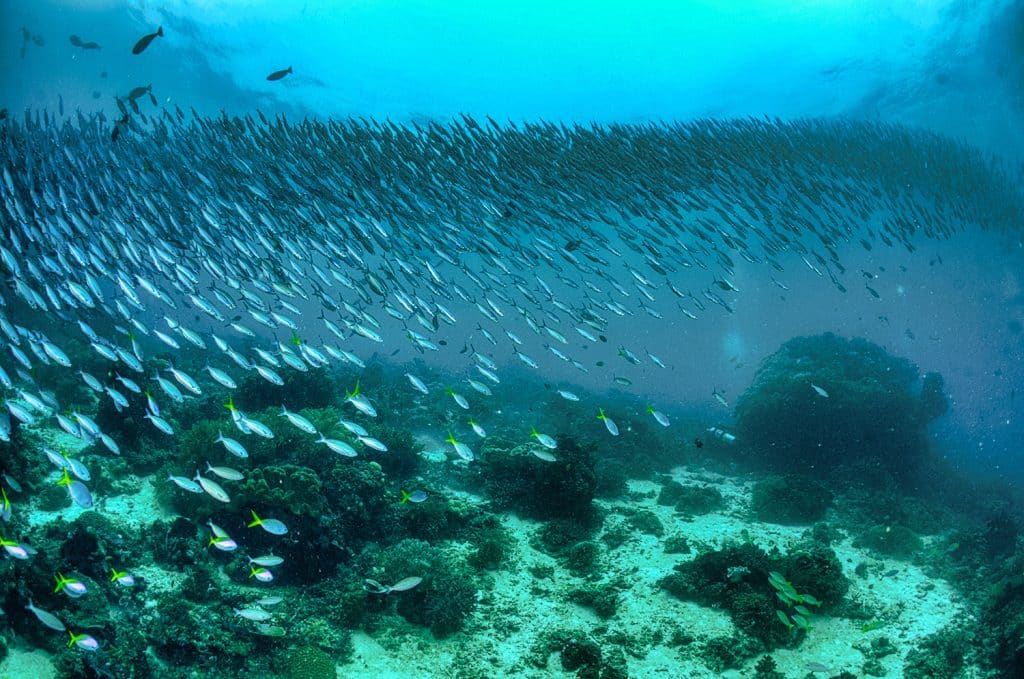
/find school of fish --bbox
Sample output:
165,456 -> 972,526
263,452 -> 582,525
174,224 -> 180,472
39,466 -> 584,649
1,45 -> 1022,651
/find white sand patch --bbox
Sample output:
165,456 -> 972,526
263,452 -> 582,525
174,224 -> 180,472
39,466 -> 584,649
99,477 -> 171,528
337,463 -> 973,678
24,497 -> 91,528
24,474 -> 168,530
33,427 -> 90,455
132,563 -> 187,597
0,645 -> 56,679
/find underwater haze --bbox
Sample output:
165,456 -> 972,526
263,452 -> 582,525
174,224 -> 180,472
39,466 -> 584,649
1,1 -> 1024,678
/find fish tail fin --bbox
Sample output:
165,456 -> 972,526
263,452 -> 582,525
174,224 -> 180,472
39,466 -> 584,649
157,26 -> 164,37
247,509 -> 261,528
400,489 -> 410,504
287,66 -> 293,73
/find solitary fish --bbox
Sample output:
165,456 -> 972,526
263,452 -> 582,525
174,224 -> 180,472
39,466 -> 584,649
445,432 -> 474,462
235,608 -> 272,621
204,462 -> 244,481
266,66 -> 293,81
216,430 -> 249,459
389,576 -> 423,592
132,26 -> 163,55
194,472 -> 230,503
168,473 -> 203,494
811,384 -> 830,398
58,471 -> 93,508
257,596 -> 284,607
317,435 -> 357,458
400,489 -> 428,504
249,554 -> 284,567
646,405 -> 670,427
365,576 -> 423,594
597,408 -> 619,436
530,427 -> 557,450
26,599 -> 65,631
531,449 -> 557,462
247,510 -> 288,535
405,372 -> 429,395
68,631 -> 100,651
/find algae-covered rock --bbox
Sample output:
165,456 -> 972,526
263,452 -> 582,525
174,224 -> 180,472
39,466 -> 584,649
702,633 -> 762,672
902,627 -> 967,679
853,524 -> 923,558
322,460 -> 396,548
563,540 -> 603,576
560,635 -> 603,678
780,539 -> 848,608
534,515 -> 604,554
627,509 -> 664,536
482,434 -> 597,519
734,333 -> 947,479
657,480 -> 724,515
751,475 -> 832,524
362,539 -> 479,638
359,423 -> 421,478
235,464 -> 325,516
660,539 -> 845,649
467,526 -> 513,570
149,516 -> 202,567
567,582 -> 621,618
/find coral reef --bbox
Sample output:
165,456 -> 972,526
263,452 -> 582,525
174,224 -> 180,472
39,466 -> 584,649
902,627 -> 968,679
481,435 -> 597,520
660,538 -> 846,652
657,480 -> 724,515
853,524 -> 923,559
285,645 -> 337,679
734,333 -> 947,481
361,539 -> 478,638
750,475 -> 832,524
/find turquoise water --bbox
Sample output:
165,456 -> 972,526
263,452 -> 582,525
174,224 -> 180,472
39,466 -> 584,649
1,2 -> 1023,677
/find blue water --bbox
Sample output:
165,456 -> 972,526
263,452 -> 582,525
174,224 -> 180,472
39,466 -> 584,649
15,0 -> 1016,478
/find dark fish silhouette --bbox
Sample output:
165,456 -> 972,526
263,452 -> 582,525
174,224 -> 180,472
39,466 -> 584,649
132,26 -> 163,55
69,35 -> 101,50
111,112 -> 129,142
266,66 -> 293,81
128,84 -> 151,101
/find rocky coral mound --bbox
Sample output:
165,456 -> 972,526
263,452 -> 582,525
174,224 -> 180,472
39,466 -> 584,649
734,333 -> 947,481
